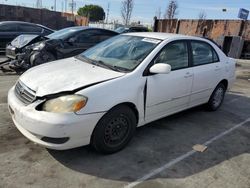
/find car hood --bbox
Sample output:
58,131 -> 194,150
11,34 -> 45,49
19,57 -> 126,97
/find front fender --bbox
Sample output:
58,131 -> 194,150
75,73 -> 146,124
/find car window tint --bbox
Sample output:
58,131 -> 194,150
97,30 -> 117,41
76,30 -> 100,43
0,24 -> 17,32
155,41 -> 189,70
18,24 -> 42,32
191,41 -> 219,66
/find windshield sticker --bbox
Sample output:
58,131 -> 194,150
142,38 -> 161,44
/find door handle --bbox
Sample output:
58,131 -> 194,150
214,66 -> 221,71
184,72 -> 193,78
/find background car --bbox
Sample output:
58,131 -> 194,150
115,26 -> 149,33
5,34 -> 48,60
0,21 -> 54,54
4,27 -> 118,73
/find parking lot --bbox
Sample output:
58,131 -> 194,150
0,58 -> 250,188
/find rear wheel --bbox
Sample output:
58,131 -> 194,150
91,105 -> 137,154
207,83 -> 226,111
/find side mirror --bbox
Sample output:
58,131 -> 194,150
149,63 -> 171,74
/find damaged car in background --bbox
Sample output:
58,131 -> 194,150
8,33 -> 235,154
2,26 -> 118,73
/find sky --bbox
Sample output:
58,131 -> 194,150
1,0 -> 250,25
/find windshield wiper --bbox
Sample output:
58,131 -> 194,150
95,60 -> 130,72
76,56 -> 130,72
76,55 -> 93,64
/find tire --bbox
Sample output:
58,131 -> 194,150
91,105 -> 137,154
207,83 -> 226,111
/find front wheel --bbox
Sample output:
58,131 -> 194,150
207,83 -> 226,111
91,105 -> 137,154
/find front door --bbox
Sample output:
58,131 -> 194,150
146,41 -> 193,122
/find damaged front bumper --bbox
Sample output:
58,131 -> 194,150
8,87 -> 105,150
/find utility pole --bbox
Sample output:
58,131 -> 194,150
54,0 -> 56,11
156,7 -> 161,19
61,0 -> 64,12
36,0 -> 42,9
65,0 -> 67,12
106,2 -> 110,24
71,0 -> 73,14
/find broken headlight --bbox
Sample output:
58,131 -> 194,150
42,95 -> 87,113
32,42 -> 45,51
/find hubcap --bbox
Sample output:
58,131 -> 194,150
212,87 -> 224,107
104,115 -> 130,147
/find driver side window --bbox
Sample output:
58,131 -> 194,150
155,41 -> 189,70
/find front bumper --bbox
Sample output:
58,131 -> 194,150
8,87 -> 105,150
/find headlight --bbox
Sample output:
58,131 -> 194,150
42,95 -> 87,113
33,42 -> 45,51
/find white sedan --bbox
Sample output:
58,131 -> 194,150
8,33 -> 236,153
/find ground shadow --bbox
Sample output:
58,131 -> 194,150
48,93 -> 250,182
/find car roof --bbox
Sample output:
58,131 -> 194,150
0,21 -> 40,25
123,32 -> 205,41
60,26 -> 118,33
0,21 -> 54,31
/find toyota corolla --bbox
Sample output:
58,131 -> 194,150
8,33 -> 236,153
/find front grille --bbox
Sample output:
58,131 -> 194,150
15,81 -> 36,105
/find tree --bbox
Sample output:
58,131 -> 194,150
165,0 -> 178,19
121,0 -> 134,26
77,5 -> 105,22
198,10 -> 207,20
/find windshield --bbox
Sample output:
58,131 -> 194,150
79,35 -> 161,72
47,27 -> 82,40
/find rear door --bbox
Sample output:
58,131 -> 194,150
189,40 -> 223,107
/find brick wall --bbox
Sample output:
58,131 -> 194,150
154,19 -> 250,41
0,4 -> 88,30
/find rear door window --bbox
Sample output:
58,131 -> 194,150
76,30 -> 101,43
191,41 -> 219,66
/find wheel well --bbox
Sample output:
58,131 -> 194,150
90,102 -> 139,143
112,102 -> 139,124
220,79 -> 228,90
